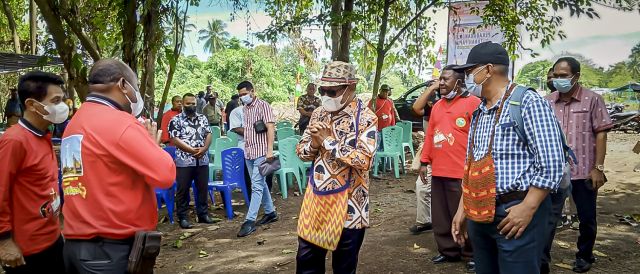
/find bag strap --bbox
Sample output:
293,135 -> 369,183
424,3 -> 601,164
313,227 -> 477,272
309,100 -> 362,195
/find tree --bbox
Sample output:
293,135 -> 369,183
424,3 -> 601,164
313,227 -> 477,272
629,42 -> 640,79
198,19 -> 230,55
605,61 -> 634,88
1,0 -> 21,53
515,60 -> 554,91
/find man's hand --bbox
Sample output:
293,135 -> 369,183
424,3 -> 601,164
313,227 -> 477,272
451,208 -> 468,246
418,165 -> 430,184
314,122 -> 332,141
0,238 -> 25,268
193,147 -> 207,159
266,150 -> 274,161
590,169 -> 605,190
428,80 -> 439,92
308,124 -> 323,149
144,119 -> 161,145
497,202 -> 537,240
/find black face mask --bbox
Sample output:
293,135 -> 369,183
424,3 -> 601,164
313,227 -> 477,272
547,81 -> 557,92
184,106 -> 196,115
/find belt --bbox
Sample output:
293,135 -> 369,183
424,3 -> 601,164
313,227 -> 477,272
496,191 -> 528,205
67,236 -> 135,245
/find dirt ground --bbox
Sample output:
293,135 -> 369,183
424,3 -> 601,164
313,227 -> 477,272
155,132 -> 640,274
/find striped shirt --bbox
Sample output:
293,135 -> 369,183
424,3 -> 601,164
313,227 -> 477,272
468,86 -> 566,194
243,98 -> 275,160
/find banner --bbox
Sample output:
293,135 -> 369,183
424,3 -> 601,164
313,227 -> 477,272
446,2 -> 505,66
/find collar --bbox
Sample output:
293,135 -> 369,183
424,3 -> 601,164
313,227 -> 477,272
18,118 -> 46,137
86,93 -> 124,111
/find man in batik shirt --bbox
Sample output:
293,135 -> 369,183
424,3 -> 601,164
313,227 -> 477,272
296,83 -> 321,134
295,61 -> 378,273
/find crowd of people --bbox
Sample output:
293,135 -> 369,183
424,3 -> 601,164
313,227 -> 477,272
0,41 -> 615,274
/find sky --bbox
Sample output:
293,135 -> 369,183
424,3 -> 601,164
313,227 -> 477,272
184,2 -> 640,76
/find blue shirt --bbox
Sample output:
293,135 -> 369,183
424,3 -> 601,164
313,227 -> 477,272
468,86 -> 565,194
168,113 -> 211,167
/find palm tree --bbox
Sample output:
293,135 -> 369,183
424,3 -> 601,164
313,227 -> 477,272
198,19 -> 230,55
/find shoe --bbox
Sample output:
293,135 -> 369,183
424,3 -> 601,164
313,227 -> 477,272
541,262 -> 550,274
256,212 -> 279,226
179,219 -> 193,229
237,221 -> 256,237
197,215 -> 217,224
572,257 -> 592,273
431,254 -> 461,264
465,261 -> 476,273
409,223 -> 433,234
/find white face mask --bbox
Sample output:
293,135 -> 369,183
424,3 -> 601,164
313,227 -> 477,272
124,81 -> 144,117
240,94 -> 253,105
36,101 -> 69,124
442,80 -> 460,100
321,86 -> 350,112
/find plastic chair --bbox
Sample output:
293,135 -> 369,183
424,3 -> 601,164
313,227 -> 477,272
276,121 -> 293,129
227,131 -> 240,146
276,127 -> 295,141
208,148 -> 250,220
273,137 -> 303,199
156,147 -> 178,223
209,126 -> 222,153
397,121 -> 415,164
373,126 -> 405,178
209,138 -> 234,181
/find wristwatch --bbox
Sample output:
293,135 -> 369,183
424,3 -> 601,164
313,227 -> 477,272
595,165 -> 605,172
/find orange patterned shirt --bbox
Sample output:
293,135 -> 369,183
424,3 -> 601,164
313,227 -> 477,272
296,99 -> 378,229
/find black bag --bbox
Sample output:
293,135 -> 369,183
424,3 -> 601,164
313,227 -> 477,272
254,120 -> 267,134
127,231 -> 162,274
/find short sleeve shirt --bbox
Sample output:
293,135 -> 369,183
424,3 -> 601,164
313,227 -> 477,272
243,99 -> 275,160
168,113 -> 211,167
229,106 -> 245,150
297,95 -> 321,115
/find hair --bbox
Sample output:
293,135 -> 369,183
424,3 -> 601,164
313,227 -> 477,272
548,67 -> 554,73
88,59 -> 133,85
171,95 -> 181,103
183,92 -> 196,100
236,81 -> 254,91
197,91 -> 205,97
231,94 -> 239,100
442,64 -> 465,81
17,71 -> 65,108
554,57 -> 581,74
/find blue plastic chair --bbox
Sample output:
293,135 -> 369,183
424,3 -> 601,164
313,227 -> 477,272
208,148 -> 250,219
156,147 -> 177,223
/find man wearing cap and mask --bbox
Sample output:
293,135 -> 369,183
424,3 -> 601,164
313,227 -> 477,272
0,72 -> 68,273
545,57 -> 612,273
450,42 -> 566,274
295,61 -> 378,273
369,84 -> 400,132
61,59 -> 175,273
419,65 -> 479,272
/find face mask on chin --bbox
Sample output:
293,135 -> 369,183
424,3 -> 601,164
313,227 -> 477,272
442,80 -> 460,100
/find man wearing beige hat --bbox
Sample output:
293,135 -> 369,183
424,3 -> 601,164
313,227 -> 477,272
295,61 -> 378,273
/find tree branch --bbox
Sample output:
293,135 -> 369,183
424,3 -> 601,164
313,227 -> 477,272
58,0 -> 101,61
384,0 -> 438,53
354,28 -> 376,49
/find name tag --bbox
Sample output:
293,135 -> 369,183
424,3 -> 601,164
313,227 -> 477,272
434,132 -> 446,144
382,114 -> 389,120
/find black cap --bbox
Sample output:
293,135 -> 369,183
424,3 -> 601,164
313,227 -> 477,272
454,42 -> 509,71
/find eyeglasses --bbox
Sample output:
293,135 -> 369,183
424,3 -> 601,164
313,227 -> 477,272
319,85 -> 348,97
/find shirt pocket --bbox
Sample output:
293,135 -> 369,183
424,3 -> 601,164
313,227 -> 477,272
569,109 -> 591,134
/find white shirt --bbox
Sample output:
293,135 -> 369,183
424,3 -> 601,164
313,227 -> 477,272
229,106 -> 245,150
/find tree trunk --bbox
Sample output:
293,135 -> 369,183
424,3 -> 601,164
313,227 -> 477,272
371,0 -> 392,106
122,0 -> 138,73
337,0 -> 353,62
140,0 -> 161,120
157,62 -> 177,122
34,0 -> 89,100
58,0 -> 101,61
330,0 -> 342,61
1,0 -> 22,54
29,0 -> 37,54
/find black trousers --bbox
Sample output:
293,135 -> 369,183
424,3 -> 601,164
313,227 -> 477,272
296,228 -> 366,274
63,238 -> 133,274
542,184 -> 572,265
572,179 -> 597,260
176,165 -> 209,220
431,176 -> 473,258
2,236 -> 65,274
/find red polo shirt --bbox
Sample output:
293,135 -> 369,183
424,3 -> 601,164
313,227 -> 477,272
161,109 -> 181,145
421,95 -> 481,179
61,94 -> 175,240
0,119 -> 61,256
368,98 -> 396,130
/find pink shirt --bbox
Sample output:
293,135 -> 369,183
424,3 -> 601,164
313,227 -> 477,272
243,98 -> 275,160
545,86 -> 613,180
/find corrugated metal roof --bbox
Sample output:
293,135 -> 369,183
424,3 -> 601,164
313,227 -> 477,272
0,52 -> 64,73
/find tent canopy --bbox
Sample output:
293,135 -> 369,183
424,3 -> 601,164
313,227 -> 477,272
611,83 -> 640,93
0,52 -> 63,74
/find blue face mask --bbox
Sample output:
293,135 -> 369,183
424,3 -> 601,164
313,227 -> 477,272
552,76 -> 575,93
465,65 -> 488,98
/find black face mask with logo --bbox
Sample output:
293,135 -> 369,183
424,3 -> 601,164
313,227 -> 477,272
184,106 -> 196,115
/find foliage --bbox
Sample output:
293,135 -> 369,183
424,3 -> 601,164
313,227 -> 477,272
605,62 -> 635,88
0,0 -> 29,52
515,60 -> 554,91
198,19 -> 230,55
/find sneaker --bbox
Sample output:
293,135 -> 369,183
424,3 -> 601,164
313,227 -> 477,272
409,223 -> 432,234
237,221 -> 256,237
256,212 -> 279,226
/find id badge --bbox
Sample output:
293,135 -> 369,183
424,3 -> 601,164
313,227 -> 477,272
382,114 -> 389,120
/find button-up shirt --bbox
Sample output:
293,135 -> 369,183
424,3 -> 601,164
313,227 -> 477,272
545,86 -> 613,180
243,98 -> 275,160
468,86 -> 566,194
203,102 -> 222,125
296,99 -> 378,229
168,112 -> 211,167
297,94 -> 321,120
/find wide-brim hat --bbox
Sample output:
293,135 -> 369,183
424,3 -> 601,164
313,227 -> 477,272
315,61 -> 359,87
453,41 -> 510,71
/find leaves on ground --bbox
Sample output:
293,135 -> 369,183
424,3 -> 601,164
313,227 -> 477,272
555,240 -> 570,249
281,249 -> 295,254
198,250 -> 209,258
555,263 -> 573,270
413,243 -> 420,249
593,250 -> 608,257
257,239 -> 266,245
180,232 -> 193,240
174,239 -> 183,249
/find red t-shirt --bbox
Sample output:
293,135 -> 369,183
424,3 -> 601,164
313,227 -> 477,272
0,119 -> 61,256
161,109 -> 180,144
61,95 -> 175,240
369,98 -> 396,130
421,95 -> 481,179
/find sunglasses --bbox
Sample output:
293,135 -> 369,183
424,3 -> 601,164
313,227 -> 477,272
319,85 -> 348,97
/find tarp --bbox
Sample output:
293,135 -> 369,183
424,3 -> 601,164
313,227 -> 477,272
0,52 -> 63,74
611,83 -> 640,92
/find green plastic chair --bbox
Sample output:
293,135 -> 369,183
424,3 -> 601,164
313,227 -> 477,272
209,126 -> 222,154
276,121 -> 293,130
397,120 -> 415,164
208,137 -> 234,181
227,131 -> 239,147
276,127 -> 295,141
373,125 -> 404,178
274,137 -> 303,199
